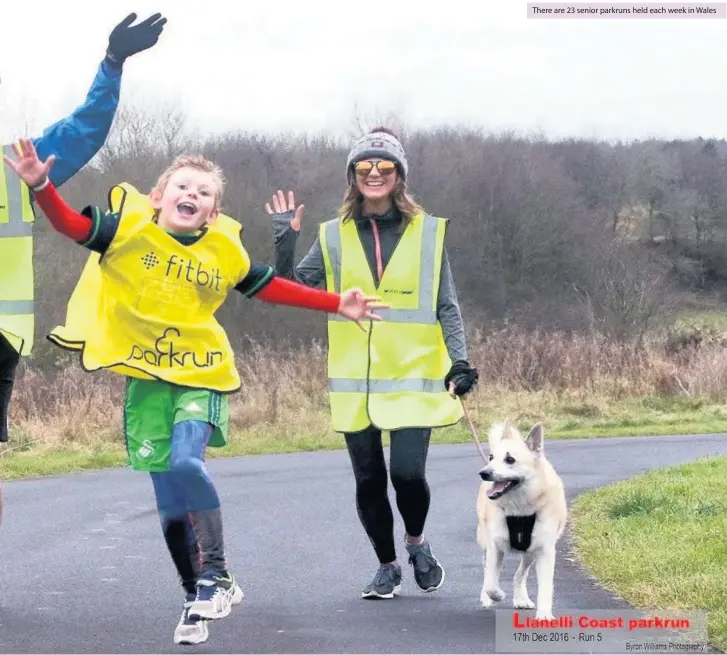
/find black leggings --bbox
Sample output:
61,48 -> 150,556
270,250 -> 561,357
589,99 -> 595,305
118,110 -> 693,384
0,334 -> 20,443
345,425 -> 432,564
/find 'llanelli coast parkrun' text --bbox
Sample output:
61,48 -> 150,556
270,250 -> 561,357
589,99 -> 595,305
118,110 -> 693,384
513,613 -> 691,631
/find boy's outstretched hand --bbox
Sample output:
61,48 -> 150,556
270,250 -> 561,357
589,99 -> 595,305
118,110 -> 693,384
338,289 -> 388,330
3,138 -> 53,188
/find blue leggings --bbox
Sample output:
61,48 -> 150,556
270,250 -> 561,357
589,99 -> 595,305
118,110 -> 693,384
150,420 -> 227,588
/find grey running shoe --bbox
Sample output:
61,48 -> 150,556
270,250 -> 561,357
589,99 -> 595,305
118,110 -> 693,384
405,539 -> 445,592
187,570 -> 244,620
173,592 -> 209,645
361,563 -> 402,599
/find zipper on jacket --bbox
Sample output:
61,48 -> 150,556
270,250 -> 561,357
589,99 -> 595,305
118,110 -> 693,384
369,218 -> 384,285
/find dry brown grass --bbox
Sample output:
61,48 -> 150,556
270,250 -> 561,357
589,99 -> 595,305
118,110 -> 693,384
5,324 -> 727,456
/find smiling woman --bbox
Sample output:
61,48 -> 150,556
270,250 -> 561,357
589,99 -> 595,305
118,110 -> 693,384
267,125 -> 481,600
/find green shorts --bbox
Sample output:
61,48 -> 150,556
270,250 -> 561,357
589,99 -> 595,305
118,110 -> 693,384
122,377 -> 230,472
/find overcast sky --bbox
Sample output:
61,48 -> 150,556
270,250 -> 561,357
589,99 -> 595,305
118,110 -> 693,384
1,0 -> 726,144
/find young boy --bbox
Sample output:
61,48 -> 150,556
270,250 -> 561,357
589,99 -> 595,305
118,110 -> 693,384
4,139 -> 385,645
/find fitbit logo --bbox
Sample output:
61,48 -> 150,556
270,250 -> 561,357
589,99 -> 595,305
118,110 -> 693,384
141,251 -> 160,270
140,251 -> 224,292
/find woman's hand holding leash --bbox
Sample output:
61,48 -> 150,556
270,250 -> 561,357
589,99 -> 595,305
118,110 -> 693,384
446,360 -> 479,397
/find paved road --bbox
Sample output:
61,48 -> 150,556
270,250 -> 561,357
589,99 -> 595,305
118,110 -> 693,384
1,433 -> 725,653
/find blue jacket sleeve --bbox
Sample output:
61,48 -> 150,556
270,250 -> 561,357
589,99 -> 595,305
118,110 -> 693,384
30,60 -> 122,188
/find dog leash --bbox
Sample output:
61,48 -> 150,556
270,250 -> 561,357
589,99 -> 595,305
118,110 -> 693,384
450,383 -> 488,463
462,401 -> 489,463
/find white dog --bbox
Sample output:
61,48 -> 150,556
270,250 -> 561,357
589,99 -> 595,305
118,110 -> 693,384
476,422 -> 567,619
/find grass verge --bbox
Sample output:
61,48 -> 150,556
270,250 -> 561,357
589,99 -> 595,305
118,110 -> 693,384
570,456 -> 727,652
3,389 -> 727,481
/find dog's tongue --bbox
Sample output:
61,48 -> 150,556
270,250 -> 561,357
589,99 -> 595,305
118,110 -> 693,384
487,481 -> 510,498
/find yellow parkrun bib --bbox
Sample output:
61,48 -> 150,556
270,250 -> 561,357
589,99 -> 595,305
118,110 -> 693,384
48,183 -> 250,392
319,212 -> 463,433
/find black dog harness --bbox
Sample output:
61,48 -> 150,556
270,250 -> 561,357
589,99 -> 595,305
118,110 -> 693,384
505,514 -> 537,551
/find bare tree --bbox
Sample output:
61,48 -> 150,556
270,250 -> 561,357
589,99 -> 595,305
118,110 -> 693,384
575,244 -> 671,348
345,101 -> 409,140
93,100 -> 196,189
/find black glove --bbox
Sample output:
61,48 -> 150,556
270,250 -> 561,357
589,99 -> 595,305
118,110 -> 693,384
105,12 -> 167,66
445,360 -> 479,397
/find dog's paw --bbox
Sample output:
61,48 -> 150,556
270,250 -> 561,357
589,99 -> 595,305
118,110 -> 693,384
480,586 -> 502,608
485,587 -> 505,602
479,591 -> 493,609
513,596 -> 535,609
535,609 -> 555,620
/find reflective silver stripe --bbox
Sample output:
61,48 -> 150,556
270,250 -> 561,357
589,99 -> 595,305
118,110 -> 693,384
0,146 -> 32,237
325,215 -> 439,324
419,215 -> 437,314
324,219 -> 341,295
328,378 -> 445,394
0,221 -> 32,237
329,307 -> 437,324
0,300 -> 33,314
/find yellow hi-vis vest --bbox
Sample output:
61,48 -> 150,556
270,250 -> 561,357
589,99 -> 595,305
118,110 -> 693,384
47,183 -> 250,392
0,144 -> 36,355
319,212 -> 463,433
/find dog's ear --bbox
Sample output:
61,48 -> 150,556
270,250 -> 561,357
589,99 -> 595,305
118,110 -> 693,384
488,422 -> 508,447
525,423 -> 544,455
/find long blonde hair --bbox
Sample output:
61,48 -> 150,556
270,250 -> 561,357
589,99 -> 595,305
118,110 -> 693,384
339,126 -> 424,227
